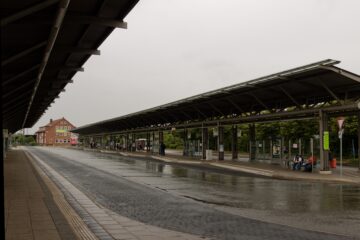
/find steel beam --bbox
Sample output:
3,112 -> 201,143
57,66 -> 84,72
54,46 -> 101,55
226,97 -> 244,113
167,111 -> 181,122
2,65 -> 40,86
207,102 -> 225,116
319,65 -> 360,83
64,16 -> 127,29
3,103 -> 28,116
180,110 -> 194,120
3,90 -> 32,108
2,42 -> 47,66
192,106 -> 207,119
3,79 -> 36,98
22,0 -> 70,129
248,93 -> 270,111
278,86 -> 302,109
71,103 -> 359,135
0,0 -> 59,27
51,79 -> 73,87
3,110 -> 25,123
319,79 -> 342,104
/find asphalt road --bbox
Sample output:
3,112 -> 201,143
26,147 -> 360,240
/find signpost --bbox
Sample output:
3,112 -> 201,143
323,131 -> 330,150
310,138 -> 314,173
337,117 -> 345,177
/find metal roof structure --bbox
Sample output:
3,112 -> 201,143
72,59 -> 360,135
2,0 -> 139,133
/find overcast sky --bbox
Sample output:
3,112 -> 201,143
27,0 -> 360,134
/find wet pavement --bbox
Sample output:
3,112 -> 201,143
25,147 -> 360,239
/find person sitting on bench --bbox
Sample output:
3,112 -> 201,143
303,156 -> 317,172
292,154 -> 301,170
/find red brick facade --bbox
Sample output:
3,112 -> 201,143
35,118 -> 77,146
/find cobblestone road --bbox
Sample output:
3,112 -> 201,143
27,147 -> 359,240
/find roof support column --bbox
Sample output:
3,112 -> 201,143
358,112 -> 360,171
202,126 -> 208,160
218,125 -> 224,161
132,133 -> 136,152
101,135 -> 106,149
159,131 -> 164,155
249,124 -> 256,161
232,125 -> 238,160
125,134 -> 129,152
146,132 -> 151,152
319,110 -> 330,172
183,128 -> 188,156
288,139 -> 292,165
3,129 -> 9,159
280,137 -> 284,165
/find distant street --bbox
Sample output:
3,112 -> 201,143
26,147 -> 360,240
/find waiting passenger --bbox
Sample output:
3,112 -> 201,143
159,142 -> 166,156
303,156 -> 317,172
292,154 -> 301,171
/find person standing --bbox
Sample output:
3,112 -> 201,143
159,142 -> 166,155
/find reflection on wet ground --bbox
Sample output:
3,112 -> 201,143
31,147 -> 360,238
90,152 -> 360,213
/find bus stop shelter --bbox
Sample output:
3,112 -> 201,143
71,59 -> 360,172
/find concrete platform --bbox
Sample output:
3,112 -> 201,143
4,149 -> 79,240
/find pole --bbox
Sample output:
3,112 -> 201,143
358,112 -> 360,171
352,139 -> 355,162
311,138 -> 314,173
340,135 -> 343,177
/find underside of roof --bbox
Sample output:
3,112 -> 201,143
2,0 -> 139,133
72,59 -> 360,135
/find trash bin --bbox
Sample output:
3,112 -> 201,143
330,158 -> 337,168
206,150 -> 213,160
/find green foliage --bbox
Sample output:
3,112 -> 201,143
12,134 -> 36,146
329,116 -> 358,158
156,116 -> 359,157
164,131 -> 184,149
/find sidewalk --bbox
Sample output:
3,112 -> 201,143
4,148 -> 208,240
94,148 -> 360,185
4,149 -> 80,240
159,156 -> 360,185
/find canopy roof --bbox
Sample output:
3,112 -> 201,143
72,59 -> 360,135
2,0 -> 139,133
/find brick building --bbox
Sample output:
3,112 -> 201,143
35,117 -> 77,146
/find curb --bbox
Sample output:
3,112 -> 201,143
24,150 -> 99,240
74,147 -> 360,185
